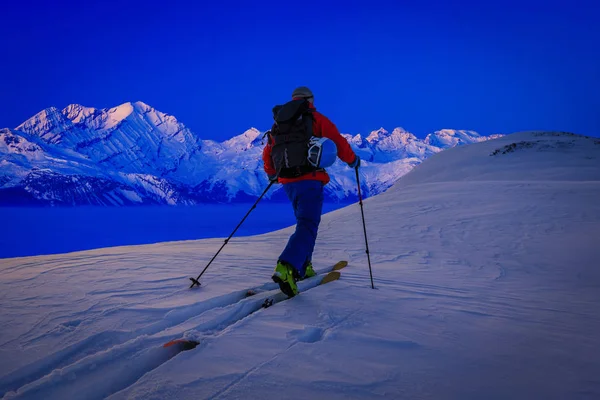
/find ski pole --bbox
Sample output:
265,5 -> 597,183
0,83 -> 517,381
189,181 -> 275,288
355,167 -> 375,289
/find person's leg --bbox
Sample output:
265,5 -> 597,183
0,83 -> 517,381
279,180 -> 324,277
299,181 -> 324,276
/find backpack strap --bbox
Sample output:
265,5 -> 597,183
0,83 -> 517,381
303,108 -> 314,138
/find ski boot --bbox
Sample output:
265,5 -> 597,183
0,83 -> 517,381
272,261 -> 299,297
298,262 -> 316,281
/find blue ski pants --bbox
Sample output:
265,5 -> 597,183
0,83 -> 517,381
279,180 -> 324,277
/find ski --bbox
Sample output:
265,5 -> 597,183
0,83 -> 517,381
261,269 -> 343,308
246,260 -> 347,297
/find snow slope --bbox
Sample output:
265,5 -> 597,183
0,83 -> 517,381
1,102 -> 502,204
1,131 -> 599,399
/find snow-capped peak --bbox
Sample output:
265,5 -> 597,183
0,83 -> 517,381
105,102 -> 135,127
16,107 -> 73,144
222,128 -> 263,150
438,129 -> 481,138
130,101 -> 185,132
62,104 -> 98,124
241,127 -> 261,142
424,129 -> 486,148
94,101 -> 180,132
16,107 -> 63,131
349,133 -> 367,147
132,100 -> 152,110
390,127 -> 417,143
366,127 -> 390,143
365,127 -> 414,144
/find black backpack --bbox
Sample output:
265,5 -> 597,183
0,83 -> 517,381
268,99 -> 317,178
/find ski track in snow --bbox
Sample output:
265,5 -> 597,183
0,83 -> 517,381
0,263 -> 340,400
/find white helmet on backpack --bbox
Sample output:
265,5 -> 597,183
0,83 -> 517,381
307,137 -> 337,168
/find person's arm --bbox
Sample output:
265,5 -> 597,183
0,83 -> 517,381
262,134 -> 278,180
315,112 -> 358,165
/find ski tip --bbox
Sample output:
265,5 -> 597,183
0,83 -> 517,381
333,261 -> 348,271
320,271 -> 341,285
163,339 -> 200,351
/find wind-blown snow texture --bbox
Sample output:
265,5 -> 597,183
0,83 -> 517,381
0,102 -> 502,205
1,131 -> 599,399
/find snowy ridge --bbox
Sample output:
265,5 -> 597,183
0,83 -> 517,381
15,108 -> 74,145
424,128 -> 504,148
395,130 -> 600,185
0,130 -> 598,399
2,102 -> 502,205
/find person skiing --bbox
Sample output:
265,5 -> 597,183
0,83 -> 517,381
262,86 -> 360,297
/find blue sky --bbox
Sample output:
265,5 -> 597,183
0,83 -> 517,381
1,0 -> 598,139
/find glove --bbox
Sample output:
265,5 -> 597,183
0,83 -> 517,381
348,155 -> 360,169
268,174 -> 278,183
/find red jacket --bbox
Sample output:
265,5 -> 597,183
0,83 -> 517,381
262,101 -> 357,185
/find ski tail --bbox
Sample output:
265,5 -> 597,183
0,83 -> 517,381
162,338 -> 200,351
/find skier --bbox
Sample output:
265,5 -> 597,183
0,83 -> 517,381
262,86 -> 360,297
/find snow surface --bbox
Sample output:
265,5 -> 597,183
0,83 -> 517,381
1,131 -> 599,399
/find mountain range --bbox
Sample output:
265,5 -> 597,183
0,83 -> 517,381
0,101 -> 503,205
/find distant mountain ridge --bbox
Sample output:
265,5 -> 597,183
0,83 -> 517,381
0,101 -> 503,206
